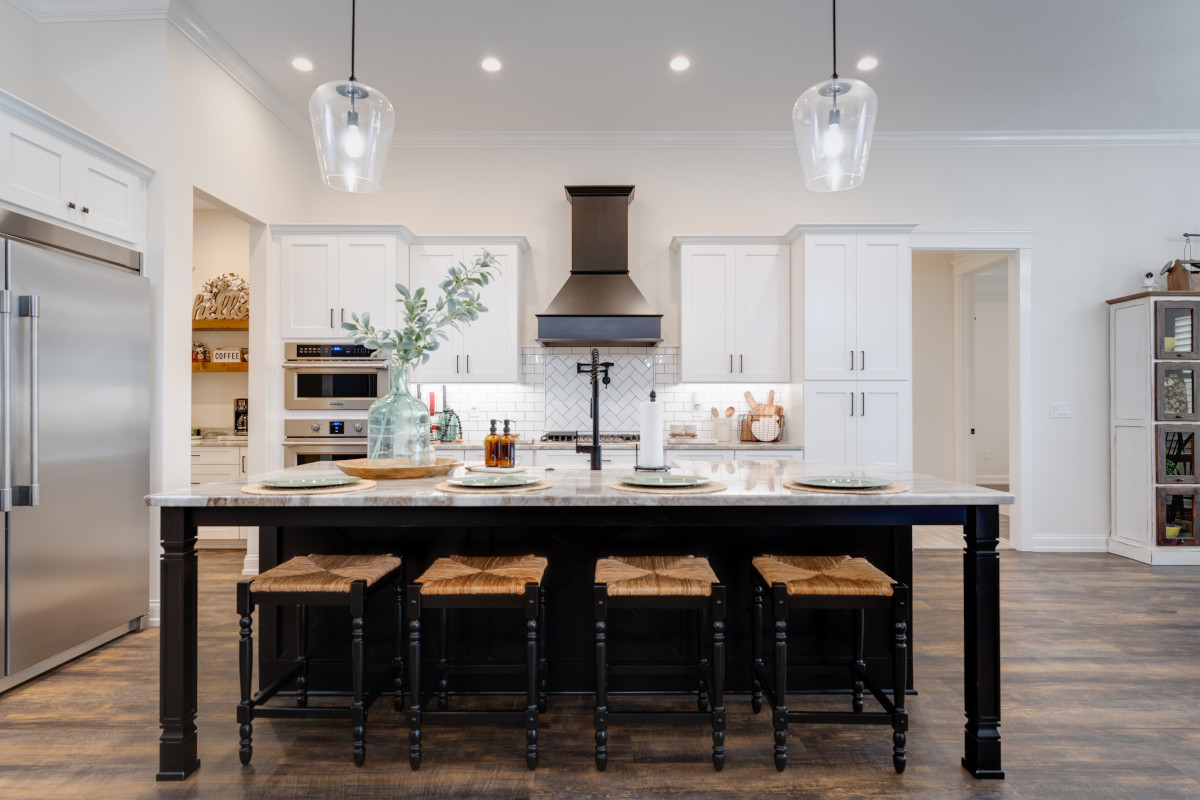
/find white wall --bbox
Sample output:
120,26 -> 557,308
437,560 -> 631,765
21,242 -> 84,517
192,208 -> 250,430
310,142 -> 1200,550
0,2 -> 39,102
912,252 -> 955,479
974,267 -> 1009,484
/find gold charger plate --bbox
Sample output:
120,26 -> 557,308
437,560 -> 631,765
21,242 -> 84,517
336,457 -> 462,480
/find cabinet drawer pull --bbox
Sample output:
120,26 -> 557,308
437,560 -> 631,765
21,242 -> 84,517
191,453 -> 201,458
729,354 -> 733,373
740,354 -> 743,373
466,354 -> 470,373
861,350 -> 865,370
241,455 -> 247,473
190,482 -> 200,486
861,392 -> 866,416
849,393 -> 854,417
456,355 -> 460,373
330,308 -> 334,328
850,350 -> 854,370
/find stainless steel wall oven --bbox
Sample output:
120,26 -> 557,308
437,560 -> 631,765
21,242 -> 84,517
281,418 -> 367,466
283,343 -> 388,411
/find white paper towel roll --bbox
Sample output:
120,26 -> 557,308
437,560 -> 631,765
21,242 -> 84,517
639,396 -> 665,468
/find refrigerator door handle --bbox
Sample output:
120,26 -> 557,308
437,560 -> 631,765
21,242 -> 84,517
15,294 -> 39,506
0,284 -> 10,512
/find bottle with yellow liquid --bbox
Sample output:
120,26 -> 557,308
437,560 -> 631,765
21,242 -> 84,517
498,419 -> 516,467
484,419 -> 501,467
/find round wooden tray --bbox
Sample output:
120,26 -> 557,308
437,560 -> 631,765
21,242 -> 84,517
335,457 -> 462,479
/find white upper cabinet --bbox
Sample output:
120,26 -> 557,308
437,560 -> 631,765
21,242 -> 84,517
800,232 -> 911,381
0,95 -> 149,248
409,241 -> 521,383
279,233 -> 398,338
802,380 -> 912,468
678,241 -> 789,382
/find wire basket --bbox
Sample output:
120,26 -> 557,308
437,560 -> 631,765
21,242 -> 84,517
737,412 -> 785,443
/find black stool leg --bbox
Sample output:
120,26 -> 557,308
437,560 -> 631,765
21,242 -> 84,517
751,582 -> 764,714
437,608 -> 449,711
350,581 -> 366,766
393,584 -> 405,712
594,585 -> 608,771
772,584 -> 789,772
524,584 -> 539,770
851,608 -> 865,713
538,586 -> 548,714
296,604 -> 309,708
711,587 -> 727,772
237,581 -> 254,766
696,607 -> 710,713
406,585 -> 423,770
893,585 -> 910,774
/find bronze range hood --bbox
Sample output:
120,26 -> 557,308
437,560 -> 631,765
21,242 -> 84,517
536,185 -> 662,346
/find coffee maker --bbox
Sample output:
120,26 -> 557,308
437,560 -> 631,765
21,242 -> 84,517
234,398 -> 248,435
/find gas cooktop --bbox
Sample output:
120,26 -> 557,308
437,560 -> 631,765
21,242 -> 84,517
541,431 -> 640,444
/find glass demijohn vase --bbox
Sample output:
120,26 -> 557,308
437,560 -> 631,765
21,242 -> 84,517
367,360 -> 433,465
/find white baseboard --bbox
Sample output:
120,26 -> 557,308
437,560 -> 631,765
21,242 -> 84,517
1028,532 -> 1110,552
1108,538 -> 1151,564
242,553 -> 259,576
148,599 -> 160,627
975,473 -> 1010,486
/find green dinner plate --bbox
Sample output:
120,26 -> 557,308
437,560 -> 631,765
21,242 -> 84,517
258,475 -> 363,489
793,476 -> 891,490
619,474 -> 710,488
446,475 -> 542,488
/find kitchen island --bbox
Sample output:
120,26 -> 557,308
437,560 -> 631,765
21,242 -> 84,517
149,459 -> 1010,781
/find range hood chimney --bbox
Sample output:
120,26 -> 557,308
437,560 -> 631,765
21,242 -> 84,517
536,185 -> 662,346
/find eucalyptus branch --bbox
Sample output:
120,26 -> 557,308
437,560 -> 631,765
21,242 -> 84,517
342,250 -> 500,366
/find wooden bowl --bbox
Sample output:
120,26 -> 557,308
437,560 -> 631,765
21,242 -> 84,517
335,457 -> 462,479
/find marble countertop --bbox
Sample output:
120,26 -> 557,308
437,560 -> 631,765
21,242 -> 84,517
190,436 -> 249,447
150,459 -> 1011,508
427,440 -> 802,451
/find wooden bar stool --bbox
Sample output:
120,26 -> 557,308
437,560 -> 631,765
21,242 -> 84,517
593,555 -> 727,771
751,554 -> 909,772
236,553 -> 404,767
406,554 -> 548,771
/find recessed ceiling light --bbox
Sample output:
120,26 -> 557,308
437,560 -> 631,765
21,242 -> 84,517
856,55 -> 878,71
669,55 -> 691,72
481,57 -> 502,72
291,56 -> 314,72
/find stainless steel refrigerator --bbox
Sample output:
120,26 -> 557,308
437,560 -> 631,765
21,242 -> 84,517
0,209 -> 149,693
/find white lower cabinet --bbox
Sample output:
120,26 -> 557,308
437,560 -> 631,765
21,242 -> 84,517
670,450 -> 736,464
803,382 -> 911,468
191,446 -> 248,545
737,449 -> 804,461
534,450 -> 638,469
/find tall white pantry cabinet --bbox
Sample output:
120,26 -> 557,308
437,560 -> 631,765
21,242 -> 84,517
792,225 -> 914,469
1108,290 -> 1200,565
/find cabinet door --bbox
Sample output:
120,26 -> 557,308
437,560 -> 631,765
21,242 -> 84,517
74,150 -> 139,243
409,244 -> 465,382
802,381 -> 857,463
802,236 -> 857,380
856,381 -> 913,469
280,236 -> 340,338
338,235 -> 396,331
680,245 -> 737,381
0,115 -> 75,223
855,236 -> 911,380
461,244 -> 519,381
734,245 -> 789,381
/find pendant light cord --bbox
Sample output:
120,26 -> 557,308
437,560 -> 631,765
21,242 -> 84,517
349,0 -> 357,82
830,0 -> 838,80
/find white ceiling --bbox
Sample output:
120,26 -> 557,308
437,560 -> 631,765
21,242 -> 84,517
174,0 -> 1200,135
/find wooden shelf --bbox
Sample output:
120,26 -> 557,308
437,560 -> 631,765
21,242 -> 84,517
192,319 -> 248,331
192,362 -> 248,373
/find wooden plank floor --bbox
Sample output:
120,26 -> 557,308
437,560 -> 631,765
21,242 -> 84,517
2,549 -> 1199,799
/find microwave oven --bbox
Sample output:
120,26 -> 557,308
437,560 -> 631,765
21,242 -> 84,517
283,343 -> 389,410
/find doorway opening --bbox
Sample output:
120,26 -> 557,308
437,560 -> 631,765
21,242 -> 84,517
910,233 -> 1031,551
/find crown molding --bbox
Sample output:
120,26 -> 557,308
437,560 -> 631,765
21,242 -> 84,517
877,130 -> 1200,148
165,1 -> 311,142
15,0 -> 170,21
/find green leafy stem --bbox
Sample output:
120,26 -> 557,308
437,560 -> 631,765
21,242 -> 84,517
342,251 -> 501,365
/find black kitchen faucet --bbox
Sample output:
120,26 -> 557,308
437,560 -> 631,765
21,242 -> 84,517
576,348 -> 614,470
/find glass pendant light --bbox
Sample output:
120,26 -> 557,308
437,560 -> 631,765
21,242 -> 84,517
309,0 -> 394,193
793,0 -> 877,192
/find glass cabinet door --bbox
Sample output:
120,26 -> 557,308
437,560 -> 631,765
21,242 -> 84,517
1156,362 -> 1200,421
1157,301 -> 1200,359
1158,426 -> 1199,483
1157,487 -> 1200,546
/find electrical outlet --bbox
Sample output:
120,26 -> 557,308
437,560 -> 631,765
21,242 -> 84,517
1050,402 -> 1071,418
982,449 -> 991,460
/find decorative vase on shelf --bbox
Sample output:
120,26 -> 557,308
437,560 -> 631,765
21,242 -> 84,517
367,361 -> 433,465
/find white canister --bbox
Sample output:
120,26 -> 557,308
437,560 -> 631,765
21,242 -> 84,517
713,418 -> 733,442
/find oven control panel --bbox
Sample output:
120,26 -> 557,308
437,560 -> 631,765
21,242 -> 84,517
287,343 -> 377,360
284,419 -> 366,438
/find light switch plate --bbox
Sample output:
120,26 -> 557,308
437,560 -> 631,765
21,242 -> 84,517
1050,402 -> 1071,418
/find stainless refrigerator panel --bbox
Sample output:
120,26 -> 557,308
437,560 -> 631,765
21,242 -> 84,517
6,240 -> 149,675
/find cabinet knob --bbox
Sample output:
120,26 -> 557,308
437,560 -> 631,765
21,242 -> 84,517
81,206 -> 89,214
311,423 -> 321,432
67,201 -> 76,210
